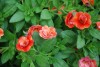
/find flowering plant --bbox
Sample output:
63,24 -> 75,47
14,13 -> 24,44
0,0 -> 100,67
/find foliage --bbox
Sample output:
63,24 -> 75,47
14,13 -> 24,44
0,0 -> 100,67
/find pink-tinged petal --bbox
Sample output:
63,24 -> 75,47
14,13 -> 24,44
16,35 -> 34,52
39,25 -> 57,39
79,56 -> 97,67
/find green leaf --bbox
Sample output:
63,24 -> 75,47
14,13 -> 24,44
88,44 -> 98,57
87,44 -> 99,65
9,11 -> 24,23
35,54 -> 50,67
54,47 -> 75,59
0,37 -> 8,42
25,16 -> 31,22
5,30 -> 15,40
3,4 -> 17,18
77,35 -> 85,49
1,21 -> 8,30
39,38 -> 57,53
1,50 -> 11,64
60,30 -> 76,43
21,62 -> 29,67
16,3 -> 24,11
25,0 -> 32,9
32,32 -> 44,45
30,62 -> 35,67
40,19 -> 54,26
40,9 -> 51,19
89,9 -> 99,23
1,41 -> 15,64
31,16 -> 38,25
52,0 -> 60,8
16,21 -> 25,33
90,42 -> 100,55
34,6 -> 42,13
53,58 -> 69,67
54,17 -> 62,28
83,48 -> 89,56
89,29 -> 100,40
55,52 -> 70,59
47,19 -> 54,26
73,60 -> 78,67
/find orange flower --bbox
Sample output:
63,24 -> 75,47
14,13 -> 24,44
58,11 -> 62,15
16,35 -> 34,52
27,25 -> 42,35
96,22 -> 100,30
82,0 -> 94,6
73,12 -> 91,30
79,56 -> 97,67
39,25 -> 57,39
0,28 -> 4,38
65,11 -> 76,28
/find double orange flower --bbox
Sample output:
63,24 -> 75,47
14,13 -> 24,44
65,11 -> 92,30
16,25 -> 57,52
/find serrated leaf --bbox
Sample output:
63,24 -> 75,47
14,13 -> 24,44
40,9 -> 51,19
77,35 -> 85,49
10,11 -> 24,23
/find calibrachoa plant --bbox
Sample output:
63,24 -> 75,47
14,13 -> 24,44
0,0 -> 100,67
